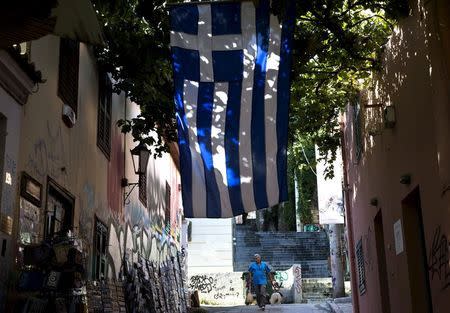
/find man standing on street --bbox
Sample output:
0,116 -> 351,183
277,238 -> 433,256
248,254 -> 274,310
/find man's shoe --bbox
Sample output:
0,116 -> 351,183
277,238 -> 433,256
261,305 -> 265,311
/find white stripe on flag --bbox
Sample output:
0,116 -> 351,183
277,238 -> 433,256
183,80 -> 207,217
171,32 -> 243,52
170,31 -> 198,50
264,14 -> 282,206
212,35 -> 243,50
239,2 -> 257,212
198,5 -> 214,82
212,82 -> 233,217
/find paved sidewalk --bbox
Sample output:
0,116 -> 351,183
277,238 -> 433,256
202,298 -> 353,313
204,303 -> 333,313
327,297 -> 353,313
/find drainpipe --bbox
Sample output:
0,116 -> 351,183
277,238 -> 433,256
340,122 -> 360,313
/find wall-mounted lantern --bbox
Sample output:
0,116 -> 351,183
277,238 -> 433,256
384,106 -> 396,129
130,142 -> 150,175
122,143 -> 150,204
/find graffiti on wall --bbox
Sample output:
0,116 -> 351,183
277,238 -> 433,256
188,273 -> 243,304
293,265 -> 302,294
274,271 -> 288,283
428,226 -> 450,291
189,275 -> 217,293
77,179 -> 178,280
106,206 -> 178,280
25,122 -> 68,185
78,183 -> 96,257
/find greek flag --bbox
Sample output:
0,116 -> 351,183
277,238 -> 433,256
170,0 -> 295,218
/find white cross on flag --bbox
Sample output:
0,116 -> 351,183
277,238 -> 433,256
170,0 -> 295,218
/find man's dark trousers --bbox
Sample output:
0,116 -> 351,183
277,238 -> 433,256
255,284 -> 267,308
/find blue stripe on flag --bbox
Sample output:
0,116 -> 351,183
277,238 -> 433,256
277,0 -> 296,202
251,0 -> 270,209
225,80 -> 245,216
213,50 -> 244,82
211,2 -> 241,35
174,78 -> 193,217
197,82 -> 222,218
170,5 -> 199,35
172,47 -> 200,81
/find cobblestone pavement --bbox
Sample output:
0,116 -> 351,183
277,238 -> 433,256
204,303 -> 333,313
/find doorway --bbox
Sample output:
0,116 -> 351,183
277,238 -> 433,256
402,187 -> 433,313
374,210 -> 391,313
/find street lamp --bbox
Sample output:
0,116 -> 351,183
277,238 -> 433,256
130,142 -> 150,175
122,142 -> 150,204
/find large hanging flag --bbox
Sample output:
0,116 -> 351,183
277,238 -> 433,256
170,0 -> 295,218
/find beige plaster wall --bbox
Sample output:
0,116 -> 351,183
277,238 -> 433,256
16,34 -> 182,280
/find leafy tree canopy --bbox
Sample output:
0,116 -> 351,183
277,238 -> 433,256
93,0 -> 408,166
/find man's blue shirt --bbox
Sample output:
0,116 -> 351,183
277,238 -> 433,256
248,261 -> 271,285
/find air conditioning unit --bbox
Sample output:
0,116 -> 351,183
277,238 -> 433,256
62,104 -> 76,127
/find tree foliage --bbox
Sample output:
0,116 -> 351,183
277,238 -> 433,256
291,139 -> 317,225
289,0 -> 408,176
93,0 -> 408,163
93,0 -> 175,156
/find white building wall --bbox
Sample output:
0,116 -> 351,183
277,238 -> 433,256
187,218 -> 233,274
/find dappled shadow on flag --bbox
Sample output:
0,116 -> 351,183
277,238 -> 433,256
170,0 -> 295,218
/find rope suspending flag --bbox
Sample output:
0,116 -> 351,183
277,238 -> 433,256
170,0 -> 295,218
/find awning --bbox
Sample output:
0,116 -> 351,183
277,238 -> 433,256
0,0 -> 104,48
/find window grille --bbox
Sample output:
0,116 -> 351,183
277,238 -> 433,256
97,71 -> 112,158
356,238 -> 367,295
93,218 -> 108,280
139,173 -> 147,206
165,182 -> 171,227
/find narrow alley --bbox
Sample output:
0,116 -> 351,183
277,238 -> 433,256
0,0 -> 449,313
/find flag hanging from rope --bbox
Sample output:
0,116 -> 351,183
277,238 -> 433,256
170,0 -> 295,218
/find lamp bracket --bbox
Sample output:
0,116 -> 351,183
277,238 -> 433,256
122,177 -> 139,205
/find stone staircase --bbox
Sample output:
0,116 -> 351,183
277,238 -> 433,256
233,223 -> 330,278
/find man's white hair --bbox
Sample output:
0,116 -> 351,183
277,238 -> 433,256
254,254 -> 261,258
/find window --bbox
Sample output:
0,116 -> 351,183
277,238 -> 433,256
97,71 -> 112,158
356,238 -> 366,295
45,179 -> 74,239
139,173 -> 147,206
93,218 -> 108,280
58,38 -> 80,113
165,182 -> 171,226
